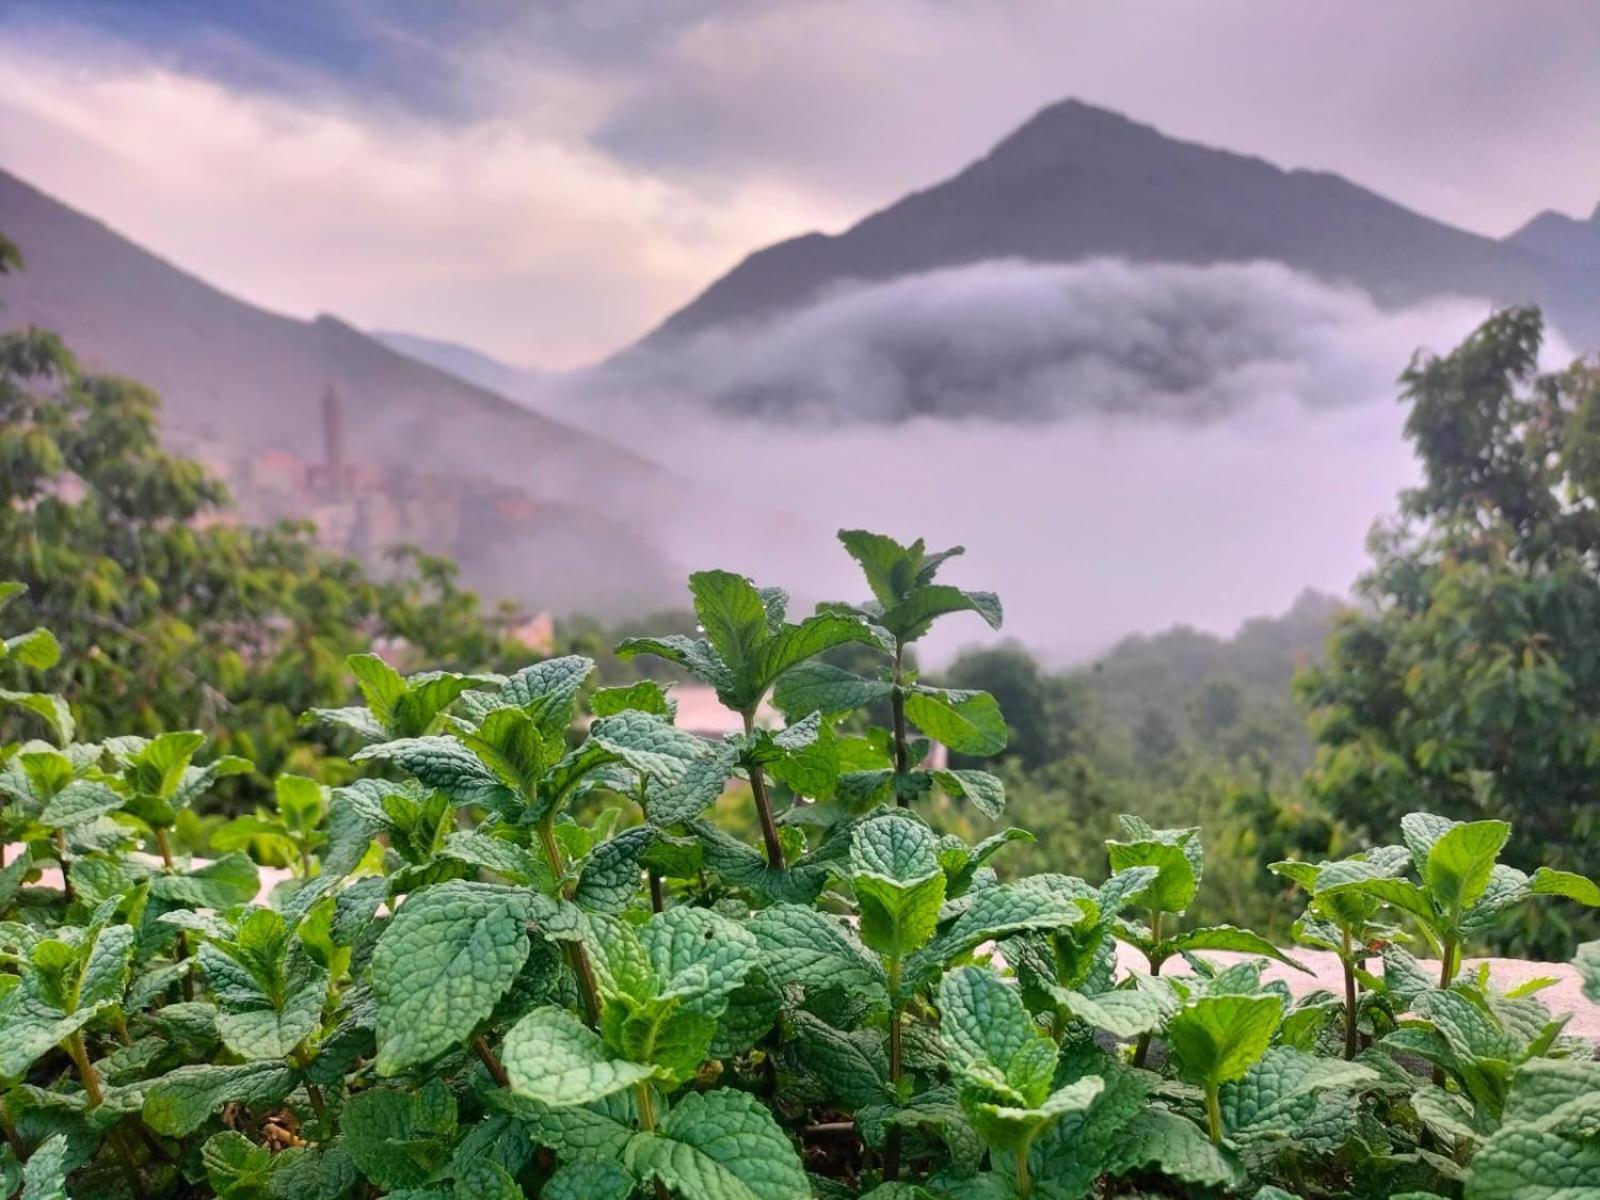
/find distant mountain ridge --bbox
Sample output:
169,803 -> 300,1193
0,168 -> 676,615
636,99 -> 1600,354
1508,201 -> 1600,272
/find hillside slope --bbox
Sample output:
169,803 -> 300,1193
0,168 -> 676,614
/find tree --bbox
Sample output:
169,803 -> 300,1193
1296,308 -> 1600,953
0,258 -> 524,803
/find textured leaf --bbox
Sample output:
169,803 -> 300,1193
370,881 -> 532,1074
20,1134 -> 70,1200
142,1062 -> 296,1136
504,1005 -> 655,1106
750,905 -> 883,993
904,689 -> 1007,756
543,1160 -> 635,1200
790,1011 -> 893,1108
1463,1058 -> 1600,1200
1107,837 -> 1198,914
756,612 -> 886,697
852,814 -> 946,958
351,737 -> 509,807
880,585 -> 1003,643
1425,821 -> 1511,911
1103,1108 -> 1239,1187
149,852 -> 262,908
623,1087 -> 810,1200
639,905 -> 761,1016
1529,867 -> 1600,906
0,691 -> 74,745
771,662 -> 893,718
1168,993 -> 1284,1089
4,626 -> 60,669
1576,940 -> 1600,1003
1166,925 -> 1310,972
1060,987 -> 1168,1038
1220,1046 -> 1379,1141
575,826 -> 656,914
931,769 -> 1006,820
38,781 -> 124,828
342,1084 -> 456,1190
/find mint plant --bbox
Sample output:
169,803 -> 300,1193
3,539 -> 1600,1200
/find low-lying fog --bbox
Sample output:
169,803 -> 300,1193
514,260 -> 1574,663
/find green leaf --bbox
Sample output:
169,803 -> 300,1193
504,1005 -> 656,1106
20,1134 -> 70,1200
750,905 -> 884,993
623,1087 -> 810,1200
591,679 -> 677,720
1425,820 -> 1511,911
931,769 -> 1006,821
342,1084 -> 457,1191
880,585 -> 1003,644
143,1062 -> 297,1136
1102,1108 -> 1240,1188
5,626 -> 60,670
1575,940 -> 1600,1003
691,570 -> 771,686
1220,1046 -> 1378,1142
1529,867 -> 1600,906
851,813 -> 946,959
460,708 -> 544,796
755,612 -> 887,695
639,905 -> 762,1015
1059,987 -> 1168,1038
370,881 -> 532,1075
496,655 -> 595,740
1107,837 -> 1198,914
351,737 -> 508,807
1167,993 -> 1285,1089
0,690 -> 74,745
347,654 -> 407,731
789,1011 -> 892,1108
575,826 -> 656,914
904,689 -> 1008,756
150,853 -> 261,908
939,966 -> 1046,1099
839,529 -> 927,608
1166,925 -> 1311,972
1463,1058 -> 1600,1200
771,662 -> 893,718
543,1160 -> 635,1200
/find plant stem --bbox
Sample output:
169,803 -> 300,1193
890,644 -> 910,807
472,1035 -> 510,1089
649,868 -> 665,914
1438,938 -> 1458,989
1131,910 -> 1164,1068
634,1083 -> 672,1200
152,826 -> 195,1000
0,1095 -> 24,1162
54,829 -> 74,904
1014,1145 -> 1032,1198
742,711 -> 786,870
536,817 -> 604,1026
1341,927 -> 1359,1060
67,1030 -> 104,1107
1205,1083 -> 1224,1145
884,956 -> 904,1181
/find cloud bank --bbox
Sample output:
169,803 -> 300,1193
553,262 -> 1564,663
591,259 -> 1497,423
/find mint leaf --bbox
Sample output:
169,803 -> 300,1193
143,1062 -> 296,1136
1425,820 -> 1511,911
903,689 -> 1007,756
370,881 -> 531,1074
1168,993 -> 1285,1090
852,813 -> 947,959
504,1005 -> 655,1106
623,1087 -> 810,1200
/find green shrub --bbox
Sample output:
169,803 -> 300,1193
2,535 -> 1599,1200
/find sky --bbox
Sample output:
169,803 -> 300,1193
1,1 -> 1597,368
